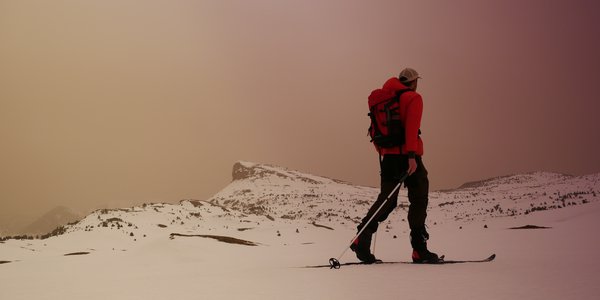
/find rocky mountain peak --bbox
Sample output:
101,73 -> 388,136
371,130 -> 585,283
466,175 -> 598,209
232,161 -> 260,181
231,161 -> 330,185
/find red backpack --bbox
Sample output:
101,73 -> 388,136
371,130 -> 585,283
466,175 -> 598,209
367,88 -> 410,148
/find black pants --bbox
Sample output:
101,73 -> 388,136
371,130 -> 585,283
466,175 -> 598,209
358,154 -> 430,248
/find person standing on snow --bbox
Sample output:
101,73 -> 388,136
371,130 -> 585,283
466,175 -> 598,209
351,68 -> 439,264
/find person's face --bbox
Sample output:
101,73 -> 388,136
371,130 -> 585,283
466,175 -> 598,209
410,79 -> 418,91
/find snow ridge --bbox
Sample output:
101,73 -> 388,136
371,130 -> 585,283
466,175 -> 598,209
2,162 -> 599,245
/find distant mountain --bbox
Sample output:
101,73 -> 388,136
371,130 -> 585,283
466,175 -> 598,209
432,171 -> 600,222
210,162 -> 600,226
20,206 -> 81,236
210,161 -> 378,226
3,161 -> 599,242
52,161 -> 380,242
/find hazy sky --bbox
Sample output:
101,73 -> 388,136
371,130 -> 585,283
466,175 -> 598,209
1,0 -> 600,223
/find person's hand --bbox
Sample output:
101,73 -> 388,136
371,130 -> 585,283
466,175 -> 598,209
407,157 -> 417,176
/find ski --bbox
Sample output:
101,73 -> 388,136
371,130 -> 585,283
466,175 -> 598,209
304,254 -> 495,269
436,254 -> 496,264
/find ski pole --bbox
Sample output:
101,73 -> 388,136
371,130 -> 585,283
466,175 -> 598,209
372,231 -> 378,256
329,171 -> 409,269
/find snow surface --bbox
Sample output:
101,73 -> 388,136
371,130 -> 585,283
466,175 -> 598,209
1,162 -> 599,300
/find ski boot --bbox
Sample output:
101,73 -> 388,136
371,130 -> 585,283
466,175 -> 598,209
410,227 -> 440,264
350,231 -> 379,264
412,248 -> 440,264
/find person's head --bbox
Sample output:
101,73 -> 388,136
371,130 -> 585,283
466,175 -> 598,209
399,67 -> 420,91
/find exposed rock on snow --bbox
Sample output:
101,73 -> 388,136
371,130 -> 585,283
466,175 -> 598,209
169,233 -> 259,246
509,225 -> 552,230
64,252 -> 91,256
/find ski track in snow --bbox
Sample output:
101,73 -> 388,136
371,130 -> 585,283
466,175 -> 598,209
1,161 -> 599,300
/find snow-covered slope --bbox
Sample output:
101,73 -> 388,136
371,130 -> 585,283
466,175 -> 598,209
210,162 -> 600,232
2,162 -> 598,256
209,161 -> 379,227
1,161 -> 599,300
432,171 -> 599,223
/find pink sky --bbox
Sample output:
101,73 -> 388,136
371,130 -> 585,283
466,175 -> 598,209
1,0 -> 599,223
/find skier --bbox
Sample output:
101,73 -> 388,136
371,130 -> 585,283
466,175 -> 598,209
352,68 -> 440,264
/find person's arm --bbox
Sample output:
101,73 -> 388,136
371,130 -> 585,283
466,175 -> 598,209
405,94 -> 423,175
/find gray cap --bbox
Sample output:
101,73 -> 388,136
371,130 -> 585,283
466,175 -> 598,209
399,68 -> 421,83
